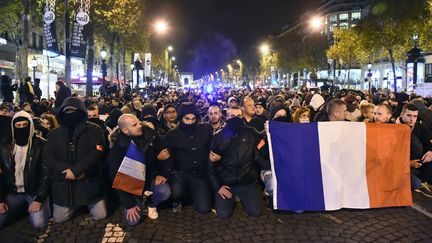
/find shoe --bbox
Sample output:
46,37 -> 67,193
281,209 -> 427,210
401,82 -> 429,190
172,202 -> 182,213
414,187 -> 432,198
422,182 -> 432,192
147,207 -> 159,219
211,208 -> 217,215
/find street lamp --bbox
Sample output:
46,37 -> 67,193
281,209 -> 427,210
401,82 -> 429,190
100,46 -> 108,90
171,56 -> 176,61
260,44 -> 270,55
167,46 -> 173,52
310,16 -> 322,31
154,20 -> 168,34
31,56 -> 37,81
367,62 -> 372,93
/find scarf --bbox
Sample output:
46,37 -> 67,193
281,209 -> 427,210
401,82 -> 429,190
13,144 -> 29,192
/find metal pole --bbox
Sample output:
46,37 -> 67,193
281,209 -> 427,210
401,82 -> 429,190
33,67 -> 36,81
64,0 -> 71,87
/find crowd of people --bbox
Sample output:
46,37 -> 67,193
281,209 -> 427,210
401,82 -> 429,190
1,74 -> 432,229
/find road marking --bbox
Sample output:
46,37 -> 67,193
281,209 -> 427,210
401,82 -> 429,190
412,203 -> 432,219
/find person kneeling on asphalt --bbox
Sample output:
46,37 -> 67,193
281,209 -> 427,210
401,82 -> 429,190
208,107 -> 270,218
107,114 -> 171,225
44,97 -> 107,223
0,111 -> 51,229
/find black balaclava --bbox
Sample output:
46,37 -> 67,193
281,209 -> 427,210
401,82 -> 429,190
226,116 -> 244,133
89,117 -> 104,127
13,117 -> 30,146
62,110 -> 83,128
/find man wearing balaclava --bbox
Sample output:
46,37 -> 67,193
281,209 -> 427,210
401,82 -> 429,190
0,111 -> 50,229
44,97 -> 107,223
165,102 -> 213,214
208,107 -> 270,218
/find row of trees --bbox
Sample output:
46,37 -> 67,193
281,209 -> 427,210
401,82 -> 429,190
0,0 -> 165,94
262,0 -> 432,91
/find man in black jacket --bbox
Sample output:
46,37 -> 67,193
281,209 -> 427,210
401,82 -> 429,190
396,104 -> 432,197
44,97 -> 107,223
165,102 -> 213,214
208,108 -> 270,218
0,111 -> 50,228
107,114 -> 171,225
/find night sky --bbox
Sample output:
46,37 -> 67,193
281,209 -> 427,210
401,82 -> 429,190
147,0 -> 321,77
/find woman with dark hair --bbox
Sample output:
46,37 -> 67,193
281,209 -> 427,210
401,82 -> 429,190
0,75 -> 17,103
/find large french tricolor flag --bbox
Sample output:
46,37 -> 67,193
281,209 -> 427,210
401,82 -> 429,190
112,142 -> 146,196
267,121 -> 412,211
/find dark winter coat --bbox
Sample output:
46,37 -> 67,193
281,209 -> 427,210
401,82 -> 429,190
107,125 -> 170,209
0,136 -> 50,203
44,98 -> 106,207
165,123 -> 213,178
208,123 -> 270,191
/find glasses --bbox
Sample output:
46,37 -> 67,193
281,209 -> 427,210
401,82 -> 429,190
165,110 -> 177,114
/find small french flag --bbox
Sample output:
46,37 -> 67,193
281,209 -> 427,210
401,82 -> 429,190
112,141 -> 146,196
267,121 -> 412,211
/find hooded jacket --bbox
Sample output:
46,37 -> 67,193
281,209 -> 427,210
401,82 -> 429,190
44,97 -> 106,207
0,111 -> 50,203
165,103 -> 213,178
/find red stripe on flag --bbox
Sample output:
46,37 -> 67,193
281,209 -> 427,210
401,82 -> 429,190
112,171 -> 145,196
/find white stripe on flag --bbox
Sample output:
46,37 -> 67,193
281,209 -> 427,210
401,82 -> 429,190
118,157 -> 145,181
317,122 -> 370,210
266,122 -> 279,209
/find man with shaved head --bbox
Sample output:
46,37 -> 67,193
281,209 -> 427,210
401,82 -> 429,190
107,114 -> 171,225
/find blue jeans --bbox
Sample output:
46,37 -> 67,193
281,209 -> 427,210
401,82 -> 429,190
53,199 -> 107,223
0,193 -> 50,229
170,171 -> 212,214
124,180 -> 171,226
411,168 -> 422,190
215,183 -> 262,219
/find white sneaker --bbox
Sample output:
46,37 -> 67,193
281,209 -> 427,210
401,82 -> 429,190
148,207 -> 159,219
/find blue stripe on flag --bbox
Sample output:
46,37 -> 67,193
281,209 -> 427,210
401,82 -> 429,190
269,121 -> 325,211
126,142 -> 146,164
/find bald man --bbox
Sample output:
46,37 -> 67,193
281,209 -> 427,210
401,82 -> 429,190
107,114 -> 171,225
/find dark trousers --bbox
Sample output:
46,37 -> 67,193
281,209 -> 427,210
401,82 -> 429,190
215,183 -> 262,219
170,171 -> 212,214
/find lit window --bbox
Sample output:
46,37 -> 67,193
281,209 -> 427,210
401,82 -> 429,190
330,15 -> 337,22
339,22 -> 349,29
351,24 -> 356,27
339,13 -> 349,21
351,12 -> 361,20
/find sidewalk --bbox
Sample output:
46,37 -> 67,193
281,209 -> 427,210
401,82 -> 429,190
1,200 -> 432,242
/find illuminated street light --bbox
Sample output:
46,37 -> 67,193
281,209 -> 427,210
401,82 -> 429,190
154,20 -> 168,34
310,16 -> 322,30
167,46 -> 173,52
260,44 -> 270,54
171,56 -> 176,61
236,59 -> 242,65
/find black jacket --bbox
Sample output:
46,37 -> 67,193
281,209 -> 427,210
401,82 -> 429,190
208,123 -> 270,191
0,136 -> 50,203
54,84 -> 71,109
107,126 -> 170,209
0,83 -> 17,103
165,123 -> 213,178
44,98 -> 106,207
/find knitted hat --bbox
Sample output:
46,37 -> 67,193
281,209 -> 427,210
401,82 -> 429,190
142,103 -> 157,117
178,102 -> 200,120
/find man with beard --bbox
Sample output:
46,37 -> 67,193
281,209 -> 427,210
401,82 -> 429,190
44,97 -> 107,223
207,104 -> 224,135
87,104 -> 111,143
373,103 -> 393,124
0,111 -> 50,229
165,102 -> 213,214
208,107 -> 270,218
